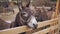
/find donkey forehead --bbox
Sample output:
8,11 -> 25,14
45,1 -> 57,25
22,9 -> 31,13
22,11 -> 27,13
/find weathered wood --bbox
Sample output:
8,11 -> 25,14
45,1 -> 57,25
32,25 -> 58,34
55,0 -> 59,18
0,0 -> 59,34
0,18 -> 58,34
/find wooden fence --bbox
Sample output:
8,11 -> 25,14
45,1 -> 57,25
0,18 -> 59,34
0,0 -> 59,34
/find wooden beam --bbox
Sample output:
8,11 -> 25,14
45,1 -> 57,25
55,0 -> 60,18
32,25 -> 58,34
0,18 -> 58,34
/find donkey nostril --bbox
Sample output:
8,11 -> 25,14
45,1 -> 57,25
33,24 -> 38,29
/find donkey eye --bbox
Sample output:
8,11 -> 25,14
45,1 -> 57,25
22,13 -> 26,15
23,13 -> 26,15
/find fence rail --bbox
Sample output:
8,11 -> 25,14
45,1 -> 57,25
0,18 -> 59,34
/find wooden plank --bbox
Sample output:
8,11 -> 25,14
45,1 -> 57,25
38,18 -> 58,28
51,18 -> 56,34
0,26 -> 31,34
0,18 -> 58,34
58,0 -> 60,33
55,29 -> 59,34
55,0 -> 59,18
32,25 -> 58,34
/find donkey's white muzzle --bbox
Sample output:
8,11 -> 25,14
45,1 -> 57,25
27,15 -> 38,29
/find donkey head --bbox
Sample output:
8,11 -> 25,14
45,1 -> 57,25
17,0 -> 38,29
21,8 -> 38,29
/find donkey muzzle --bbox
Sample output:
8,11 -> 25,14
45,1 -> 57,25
33,24 -> 38,29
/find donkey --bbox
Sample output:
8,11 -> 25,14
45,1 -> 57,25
0,18 -> 12,30
10,0 -> 38,29
0,1 -> 38,30
22,0 -> 49,22
11,7 -> 38,29
34,7 -> 49,22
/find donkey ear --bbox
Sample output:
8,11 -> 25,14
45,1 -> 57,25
17,0 -> 23,11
